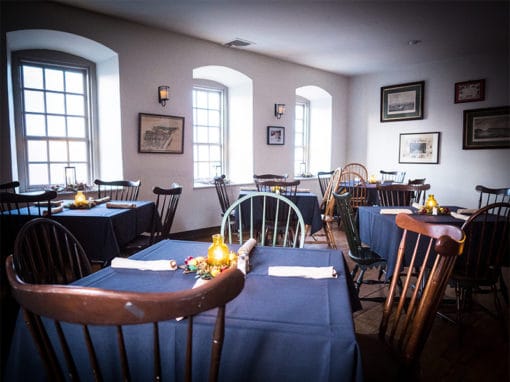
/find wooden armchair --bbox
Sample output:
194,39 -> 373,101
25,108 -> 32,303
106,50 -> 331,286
213,175 -> 232,218
475,185 -> 510,207
94,179 -> 141,201
380,170 -> 406,183
13,218 -> 91,284
376,183 -> 430,206
6,255 -> 244,382
342,163 -> 368,181
317,170 -> 334,198
357,213 -> 465,380
0,190 -> 58,216
0,181 -> 20,193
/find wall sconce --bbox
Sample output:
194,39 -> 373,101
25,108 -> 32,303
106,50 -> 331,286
274,103 -> 285,119
158,85 -> 169,106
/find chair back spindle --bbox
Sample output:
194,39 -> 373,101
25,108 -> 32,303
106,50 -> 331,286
94,179 -> 141,201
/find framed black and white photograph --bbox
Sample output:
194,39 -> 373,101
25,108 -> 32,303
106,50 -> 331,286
455,79 -> 485,103
267,126 -> 285,145
381,81 -> 424,122
139,113 -> 184,154
399,132 -> 440,164
463,106 -> 510,149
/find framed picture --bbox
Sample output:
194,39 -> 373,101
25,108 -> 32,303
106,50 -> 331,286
381,81 -> 424,122
463,106 -> 510,149
399,132 -> 440,164
267,126 -> 285,145
455,79 -> 485,103
138,113 -> 184,154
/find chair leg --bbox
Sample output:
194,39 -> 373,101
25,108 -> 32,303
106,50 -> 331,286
355,268 -> 366,292
499,272 -> 509,305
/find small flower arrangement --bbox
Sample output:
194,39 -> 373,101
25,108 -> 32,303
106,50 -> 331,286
182,254 -> 237,280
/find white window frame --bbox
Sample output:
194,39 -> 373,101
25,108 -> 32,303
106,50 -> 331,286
192,80 -> 228,184
11,50 -> 97,191
295,96 -> 311,176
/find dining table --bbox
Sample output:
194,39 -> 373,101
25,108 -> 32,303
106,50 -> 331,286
5,239 -> 363,382
358,205 -> 466,278
0,200 -> 155,264
238,188 -> 323,234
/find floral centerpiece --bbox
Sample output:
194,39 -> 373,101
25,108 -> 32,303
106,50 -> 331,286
182,254 -> 237,280
417,194 -> 450,215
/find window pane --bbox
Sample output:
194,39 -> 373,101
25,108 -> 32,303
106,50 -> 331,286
196,109 -> 208,125
197,145 -> 209,161
74,163 -> 88,183
46,92 -> 65,114
28,163 -> 48,185
67,117 -> 86,138
209,127 -> 220,144
197,162 -> 209,178
209,110 -> 220,127
65,71 -> 84,94
50,163 -> 66,185
196,126 -> 209,143
47,115 -> 66,137
208,92 -> 220,109
25,114 -> 46,136
49,140 -> 67,161
45,68 -> 64,91
23,66 -> 43,89
195,91 -> 208,108
24,90 -> 45,112
27,140 -> 47,161
209,145 -> 221,161
69,141 -> 87,161
66,94 -> 85,116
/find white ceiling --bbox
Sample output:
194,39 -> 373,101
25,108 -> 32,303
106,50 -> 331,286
53,1 -> 509,76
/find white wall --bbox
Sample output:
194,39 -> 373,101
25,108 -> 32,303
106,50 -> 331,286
348,53 -> 510,209
1,2 -> 348,232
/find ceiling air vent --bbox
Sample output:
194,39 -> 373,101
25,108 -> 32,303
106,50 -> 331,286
224,38 -> 253,48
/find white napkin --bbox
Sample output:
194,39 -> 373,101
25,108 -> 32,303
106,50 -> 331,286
268,266 -> 337,279
106,202 -> 136,209
111,257 -> 178,271
457,208 -> 477,215
297,188 -> 311,193
238,238 -> 257,255
412,202 -> 422,209
94,196 -> 111,204
43,205 -> 64,216
380,209 -> 413,215
450,212 -> 469,221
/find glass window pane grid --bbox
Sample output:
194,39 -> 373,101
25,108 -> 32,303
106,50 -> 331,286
192,86 -> 225,181
20,60 -> 91,187
295,101 -> 310,175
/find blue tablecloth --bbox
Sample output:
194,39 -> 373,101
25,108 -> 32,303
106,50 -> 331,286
0,201 -> 154,262
239,190 -> 323,234
5,240 -> 363,382
358,206 -> 464,278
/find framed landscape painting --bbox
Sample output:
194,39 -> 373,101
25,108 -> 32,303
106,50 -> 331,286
139,113 -> 184,154
399,132 -> 440,164
381,81 -> 424,122
463,106 -> 510,149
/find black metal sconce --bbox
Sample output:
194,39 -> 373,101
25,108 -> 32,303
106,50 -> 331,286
274,103 -> 285,119
158,85 -> 169,107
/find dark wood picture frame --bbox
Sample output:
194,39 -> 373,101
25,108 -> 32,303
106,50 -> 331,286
455,79 -> 485,103
267,126 -> 285,145
399,132 -> 440,164
381,81 -> 424,122
463,106 -> 510,149
138,113 -> 184,154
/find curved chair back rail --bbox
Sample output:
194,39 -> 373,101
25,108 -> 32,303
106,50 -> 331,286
0,180 -> 20,193
94,179 -> 141,201
151,184 -> 182,242
0,190 -> 58,216
253,173 -> 288,182
6,255 -> 245,382
380,170 -> 406,183
317,170 -> 335,198
254,180 -> 300,197
338,170 -> 368,210
376,183 -> 431,206
450,202 -> 510,334
381,213 -> 465,369
407,178 -> 426,185
13,218 -> 91,284
475,185 -> 510,208
220,191 -> 306,248
342,163 -> 368,182
213,175 -> 232,215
